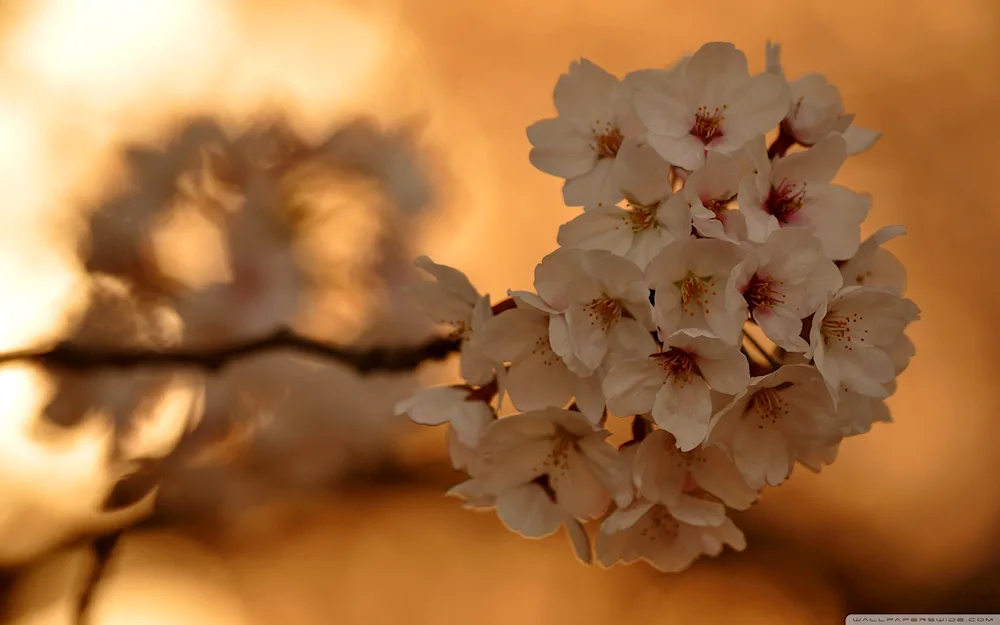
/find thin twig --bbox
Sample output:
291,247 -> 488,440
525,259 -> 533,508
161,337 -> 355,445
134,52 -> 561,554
0,329 -> 461,374
742,328 -> 781,371
767,127 -> 797,160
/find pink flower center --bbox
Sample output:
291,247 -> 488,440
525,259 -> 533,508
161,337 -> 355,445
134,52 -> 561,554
653,348 -> 698,386
765,178 -> 807,223
674,272 -> 717,317
593,125 -> 624,159
586,296 -> 623,331
690,105 -> 726,145
746,387 -> 789,428
742,273 -> 785,311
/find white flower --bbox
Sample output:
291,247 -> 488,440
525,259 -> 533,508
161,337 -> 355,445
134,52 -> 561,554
528,249 -> 656,376
395,386 -> 494,471
447,479 -> 593,563
478,298 -> 606,424
645,238 -> 748,345
663,150 -> 747,242
557,142 -> 691,270
631,430 -> 759,523
470,408 -> 633,519
409,256 -> 496,385
707,364 -> 842,488
527,59 -> 647,209
838,225 -> 907,294
634,42 -> 790,171
766,42 -> 882,155
602,329 -> 749,451
739,133 -> 870,260
595,443 -> 745,572
808,286 -> 920,399
731,227 -> 843,352
832,387 -> 892,437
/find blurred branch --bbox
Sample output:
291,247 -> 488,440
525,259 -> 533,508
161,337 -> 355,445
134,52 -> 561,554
75,530 -> 122,625
741,328 -> 781,371
0,329 -> 461,374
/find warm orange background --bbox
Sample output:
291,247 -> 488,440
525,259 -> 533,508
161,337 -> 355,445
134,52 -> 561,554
1,0 -> 999,623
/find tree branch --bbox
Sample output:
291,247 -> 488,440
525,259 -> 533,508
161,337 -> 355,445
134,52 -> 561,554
0,329 -> 461,374
767,126 -> 797,160
742,328 -> 781,372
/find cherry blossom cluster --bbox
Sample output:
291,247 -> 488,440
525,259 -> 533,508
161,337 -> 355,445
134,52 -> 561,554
397,42 -> 919,572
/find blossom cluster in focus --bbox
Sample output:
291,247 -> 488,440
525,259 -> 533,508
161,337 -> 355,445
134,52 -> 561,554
397,41 -> 919,572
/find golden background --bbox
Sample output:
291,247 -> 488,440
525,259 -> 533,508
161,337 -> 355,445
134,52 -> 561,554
0,0 -> 998,623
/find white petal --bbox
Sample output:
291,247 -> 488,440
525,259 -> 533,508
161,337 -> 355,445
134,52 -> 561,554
509,289 -> 560,314
688,337 -> 750,394
564,303 -> 613,371
633,82 -> 691,138
647,133 -> 705,171
685,42 -> 750,107
602,358 -> 663,417
395,386 -> 469,425
506,351 -> 575,412
478,306 -> 546,363
527,118 -> 598,178
605,317 -> 658,363
651,376 -> 713,452
460,341 -> 496,386
414,256 -> 480,305
549,314 -> 592,376
600,500 -> 655,533
667,495 -> 727,527
449,400 -> 495,448
614,140 -> 674,204
773,133 -> 847,185
690,445 -> 759,510
563,157 -> 621,209
564,518 -> 593,563
842,125 -> 882,155
795,185 -> 869,260
633,430 -> 686,505
577,434 -> 634,508
553,59 -> 618,129
732,422 -> 792,488
754,307 -> 809,353
551,453 -> 614,519
496,483 -> 562,538
719,72 -> 790,148
572,374 -> 608,426
447,478 -> 496,508
557,207 -> 635,255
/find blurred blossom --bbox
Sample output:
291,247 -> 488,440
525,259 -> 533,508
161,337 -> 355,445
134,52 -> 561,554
0,0 -> 999,622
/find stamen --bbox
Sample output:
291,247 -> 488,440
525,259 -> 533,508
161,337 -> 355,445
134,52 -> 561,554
821,311 -> 866,352
745,387 -> 790,429
652,348 -> 699,387
625,201 -> 657,232
765,178 -> 807,223
743,273 -> 786,311
691,105 -> 726,145
673,271 -> 718,317
591,122 -> 624,159
586,296 -> 624,331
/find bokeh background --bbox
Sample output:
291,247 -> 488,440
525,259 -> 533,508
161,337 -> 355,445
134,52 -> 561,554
1,0 -> 999,623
